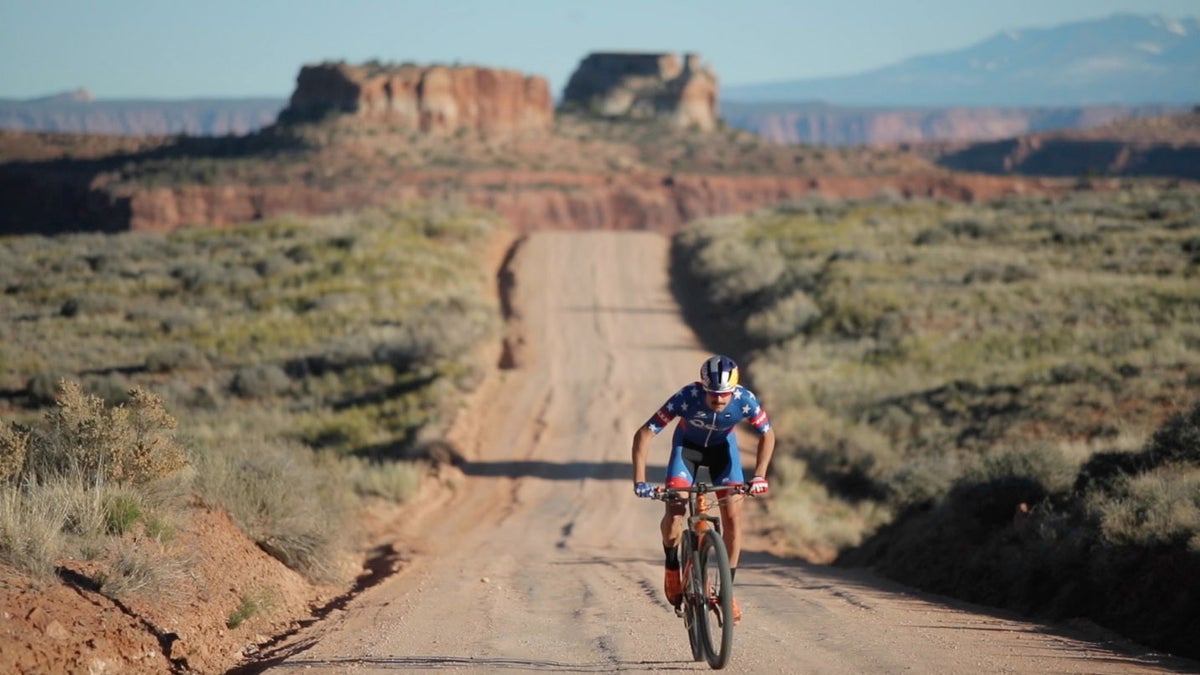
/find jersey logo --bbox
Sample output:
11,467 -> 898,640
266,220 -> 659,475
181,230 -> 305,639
688,418 -> 726,432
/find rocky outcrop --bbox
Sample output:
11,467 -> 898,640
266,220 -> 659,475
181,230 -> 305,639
281,62 -> 553,135
561,53 -> 718,130
933,111 -> 1200,179
936,137 -> 1200,180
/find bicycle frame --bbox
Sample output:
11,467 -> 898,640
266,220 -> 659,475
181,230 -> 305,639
652,482 -> 748,669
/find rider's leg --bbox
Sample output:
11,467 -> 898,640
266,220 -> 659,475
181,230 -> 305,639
661,500 -> 687,606
719,496 -> 745,624
662,437 -> 695,551
719,494 -> 744,569
711,433 -> 746,570
662,439 -> 694,607
661,501 -> 685,548
711,434 -> 746,621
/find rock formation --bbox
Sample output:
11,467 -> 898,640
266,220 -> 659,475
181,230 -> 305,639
282,61 -> 553,135
561,52 -> 718,131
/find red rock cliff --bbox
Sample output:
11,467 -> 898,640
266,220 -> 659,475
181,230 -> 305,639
121,169 -> 1069,234
284,62 -> 553,135
561,53 -> 719,131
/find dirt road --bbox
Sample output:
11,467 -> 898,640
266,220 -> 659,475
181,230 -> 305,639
260,231 -> 1194,673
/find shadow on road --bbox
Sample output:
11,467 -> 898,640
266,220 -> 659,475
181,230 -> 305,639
561,305 -> 679,315
264,656 -> 699,671
734,549 -> 1200,674
459,460 -> 667,481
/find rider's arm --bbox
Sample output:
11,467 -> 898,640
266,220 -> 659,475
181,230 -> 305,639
631,426 -> 655,484
751,426 -> 776,479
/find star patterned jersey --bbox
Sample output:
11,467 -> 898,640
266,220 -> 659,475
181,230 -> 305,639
645,382 -> 771,446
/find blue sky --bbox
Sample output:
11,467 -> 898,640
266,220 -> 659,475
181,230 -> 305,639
1,0 -> 1196,100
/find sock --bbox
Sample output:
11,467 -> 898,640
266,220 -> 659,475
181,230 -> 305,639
730,568 -> 737,582
664,545 -> 680,570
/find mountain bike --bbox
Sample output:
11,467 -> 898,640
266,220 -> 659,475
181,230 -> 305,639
651,483 -> 749,670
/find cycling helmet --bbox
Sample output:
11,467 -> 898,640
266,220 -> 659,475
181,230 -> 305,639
699,355 -> 739,393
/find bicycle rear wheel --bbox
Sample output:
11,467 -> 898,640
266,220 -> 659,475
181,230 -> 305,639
697,531 -> 734,669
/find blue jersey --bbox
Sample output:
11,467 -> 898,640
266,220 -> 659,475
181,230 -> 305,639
645,382 -> 772,447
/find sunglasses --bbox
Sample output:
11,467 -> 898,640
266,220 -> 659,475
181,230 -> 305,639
704,390 -> 733,400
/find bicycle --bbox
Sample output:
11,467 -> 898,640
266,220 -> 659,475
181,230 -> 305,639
650,482 -> 750,670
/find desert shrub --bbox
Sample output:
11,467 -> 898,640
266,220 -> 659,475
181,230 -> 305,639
190,435 -> 355,582
144,344 -> 207,373
26,371 -> 66,406
95,539 -> 191,601
1090,466 -> 1200,549
302,408 -> 377,452
913,227 -> 950,246
229,364 -> 291,398
253,253 -> 293,278
884,454 -> 964,509
676,216 -> 786,306
22,381 -> 187,486
1144,398 -> 1200,465
59,293 -> 122,318
85,373 -> 132,406
1073,449 -> 1146,494
0,422 -> 30,483
744,289 -> 821,344
170,260 -> 228,293
971,445 -> 1079,496
103,490 -> 145,535
0,381 -> 190,577
340,455 -> 425,502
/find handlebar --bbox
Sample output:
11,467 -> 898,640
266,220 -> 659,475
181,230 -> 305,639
649,484 -> 752,502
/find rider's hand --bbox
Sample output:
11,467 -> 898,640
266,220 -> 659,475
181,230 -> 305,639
748,476 -> 769,496
634,482 -> 655,498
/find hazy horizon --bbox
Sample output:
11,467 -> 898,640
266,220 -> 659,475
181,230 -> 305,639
1,1 -> 1197,101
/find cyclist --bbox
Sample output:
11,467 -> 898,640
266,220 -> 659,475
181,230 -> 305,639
631,354 -> 775,624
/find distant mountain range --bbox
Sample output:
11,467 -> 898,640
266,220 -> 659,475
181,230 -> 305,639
0,94 -> 284,136
723,13 -> 1200,106
719,100 -> 1191,146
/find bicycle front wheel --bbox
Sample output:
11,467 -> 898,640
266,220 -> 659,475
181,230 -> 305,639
697,531 -> 734,669
681,536 -> 705,662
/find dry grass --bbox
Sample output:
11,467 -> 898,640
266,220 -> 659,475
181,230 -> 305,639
0,199 -> 506,585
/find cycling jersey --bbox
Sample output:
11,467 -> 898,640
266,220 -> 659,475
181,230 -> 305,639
645,382 -> 772,488
645,382 -> 771,444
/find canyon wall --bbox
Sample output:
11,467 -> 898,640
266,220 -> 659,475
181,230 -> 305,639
110,170 -> 1068,235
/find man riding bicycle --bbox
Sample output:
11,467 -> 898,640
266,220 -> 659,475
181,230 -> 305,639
631,355 -> 775,624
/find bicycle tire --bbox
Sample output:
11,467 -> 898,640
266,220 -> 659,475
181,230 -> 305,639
697,530 -> 734,669
680,533 -> 705,662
